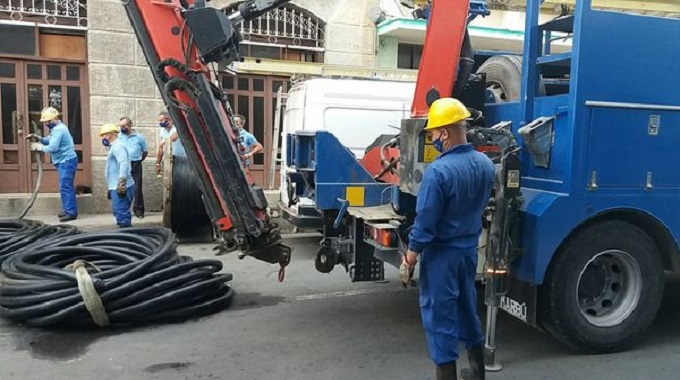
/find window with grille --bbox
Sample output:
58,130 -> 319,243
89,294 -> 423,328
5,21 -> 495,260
223,3 -> 325,63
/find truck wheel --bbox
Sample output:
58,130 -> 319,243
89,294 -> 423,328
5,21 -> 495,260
477,55 -> 545,102
540,220 -> 664,353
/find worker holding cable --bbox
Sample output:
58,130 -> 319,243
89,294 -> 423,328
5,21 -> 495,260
401,98 -> 495,380
100,124 -> 135,228
26,107 -> 78,222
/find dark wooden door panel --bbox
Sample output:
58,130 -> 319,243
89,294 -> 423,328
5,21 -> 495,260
0,59 -> 90,193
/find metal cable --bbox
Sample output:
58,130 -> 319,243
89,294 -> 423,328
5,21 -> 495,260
18,122 -> 44,219
0,219 -> 80,265
0,226 -> 234,327
170,156 -> 212,240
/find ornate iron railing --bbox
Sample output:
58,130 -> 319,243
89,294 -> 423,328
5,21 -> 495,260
225,5 -> 325,49
0,0 -> 88,28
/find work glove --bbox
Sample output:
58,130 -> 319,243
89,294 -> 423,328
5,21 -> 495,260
399,255 -> 417,288
117,178 -> 127,197
29,142 -> 43,151
25,133 -> 41,142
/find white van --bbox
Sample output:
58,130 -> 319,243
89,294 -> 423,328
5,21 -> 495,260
278,77 -> 416,228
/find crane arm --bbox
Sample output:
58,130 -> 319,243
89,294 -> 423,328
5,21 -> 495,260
410,0 -> 489,118
122,0 -> 292,276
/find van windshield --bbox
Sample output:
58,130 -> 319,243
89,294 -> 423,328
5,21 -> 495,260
324,107 -> 405,158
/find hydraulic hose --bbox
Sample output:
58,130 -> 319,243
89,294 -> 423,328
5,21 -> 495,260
453,28 -> 474,99
0,226 -> 234,327
0,219 -> 79,265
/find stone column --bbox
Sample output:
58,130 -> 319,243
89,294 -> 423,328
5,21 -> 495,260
323,0 -> 379,67
88,0 -> 166,213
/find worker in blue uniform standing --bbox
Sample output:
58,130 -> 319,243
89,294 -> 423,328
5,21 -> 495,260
27,107 -> 79,222
100,124 -> 135,228
118,116 -> 148,218
403,98 -> 495,380
155,110 -> 187,175
233,114 -> 263,167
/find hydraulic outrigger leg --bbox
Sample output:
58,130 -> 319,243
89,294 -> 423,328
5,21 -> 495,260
482,141 -> 522,372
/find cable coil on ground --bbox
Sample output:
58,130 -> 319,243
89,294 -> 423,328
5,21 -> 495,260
171,156 -> 213,239
0,219 -> 80,265
0,226 -> 234,327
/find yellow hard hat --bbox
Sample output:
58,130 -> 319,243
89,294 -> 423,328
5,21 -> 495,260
39,107 -> 60,122
424,98 -> 471,130
99,123 -> 120,136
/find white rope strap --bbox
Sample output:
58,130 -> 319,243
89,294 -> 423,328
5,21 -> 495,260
65,260 -> 110,327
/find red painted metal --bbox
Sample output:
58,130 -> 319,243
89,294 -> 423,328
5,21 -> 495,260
411,0 -> 471,118
133,0 -> 258,230
361,146 -> 401,185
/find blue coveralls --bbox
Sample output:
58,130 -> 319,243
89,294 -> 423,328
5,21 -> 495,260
40,122 -> 78,217
105,140 -> 135,227
408,143 -> 495,366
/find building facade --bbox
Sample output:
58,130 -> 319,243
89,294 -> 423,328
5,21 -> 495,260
0,0 -> 90,196
86,0 -> 384,212
2,0 -> 677,214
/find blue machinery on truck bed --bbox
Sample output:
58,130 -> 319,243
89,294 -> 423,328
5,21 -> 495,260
282,0 -> 680,363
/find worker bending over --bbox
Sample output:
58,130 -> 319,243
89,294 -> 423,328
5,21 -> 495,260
100,124 -> 135,228
233,114 -> 263,167
404,98 -> 495,380
27,107 -> 79,222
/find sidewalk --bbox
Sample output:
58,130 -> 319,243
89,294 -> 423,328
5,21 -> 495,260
27,212 -> 163,231
25,212 -> 319,239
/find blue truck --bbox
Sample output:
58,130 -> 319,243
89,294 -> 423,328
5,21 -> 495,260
283,0 -> 680,358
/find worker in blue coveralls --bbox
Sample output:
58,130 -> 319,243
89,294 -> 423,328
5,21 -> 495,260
233,114 -> 263,167
402,98 -> 495,380
27,107 -> 78,222
100,124 -> 135,228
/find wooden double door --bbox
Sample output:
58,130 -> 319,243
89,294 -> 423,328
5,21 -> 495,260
0,59 -> 90,193
222,74 -> 290,189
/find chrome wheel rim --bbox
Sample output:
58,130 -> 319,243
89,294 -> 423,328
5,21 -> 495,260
576,250 -> 642,327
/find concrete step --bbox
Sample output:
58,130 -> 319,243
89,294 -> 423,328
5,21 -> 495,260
264,189 -> 280,206
0,193 -> 94,218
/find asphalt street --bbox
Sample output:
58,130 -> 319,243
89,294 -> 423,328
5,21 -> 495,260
1,236 -> 680,380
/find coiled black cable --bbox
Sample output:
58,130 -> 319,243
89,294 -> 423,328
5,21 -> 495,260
171,156 -> 212,240
0,219 -> 80,265
0,226 -> 234,327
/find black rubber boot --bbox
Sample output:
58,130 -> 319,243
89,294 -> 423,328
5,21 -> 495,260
460,345 -> 485,380
436,360 -> 457,380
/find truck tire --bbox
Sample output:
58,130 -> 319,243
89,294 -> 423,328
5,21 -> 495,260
477,55 -> 545,102
540,220 -> 664,353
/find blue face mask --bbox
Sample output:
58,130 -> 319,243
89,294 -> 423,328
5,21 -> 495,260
102,138 -> 110,148
120,127 -> 130,135
46,122 -> 57,129
159,121 -> 169,128
432,136 -> 444,153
